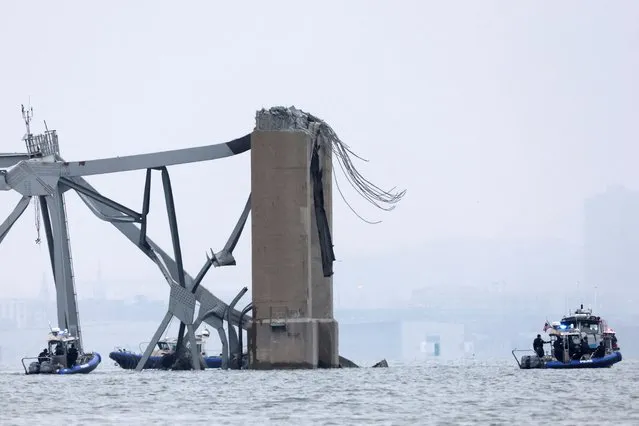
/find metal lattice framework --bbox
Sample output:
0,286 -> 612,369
2,104 -> 407,371
0,105 -> 253,369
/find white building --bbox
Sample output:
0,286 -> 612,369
401,320 -> 466,361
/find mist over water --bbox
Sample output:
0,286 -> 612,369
3,359 -> 637,425
0,2 -> 638,425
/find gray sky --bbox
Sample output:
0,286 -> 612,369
1,1 -> 637,302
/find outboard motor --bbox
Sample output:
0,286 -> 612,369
520,355 -> 544,369
39,361 -> 55,374
27,362 -> 40,374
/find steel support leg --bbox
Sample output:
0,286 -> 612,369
139,169 -> 152,248
0,196 -> 30,245
227,287 -> 247,369
216,326 -> 229,370
38,196 -> 56,279
46,190 -> 81,350
160,167 -> 186,288
159,166 -> 188,355
238,302 -> 253,370
186,324 -> 201,370
136,311 -> 173,371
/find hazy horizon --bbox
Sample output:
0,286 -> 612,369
1,1 -> 638,318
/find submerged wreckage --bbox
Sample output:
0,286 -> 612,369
1,105 -> 404,373
110,327 -> 223,370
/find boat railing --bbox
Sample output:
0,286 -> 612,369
20,356 -> 51,374
139,341 -> 166,353
138,340 -> 200,354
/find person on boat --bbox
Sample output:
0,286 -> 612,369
568,337 -> 578,359
580,337 -> 591,356
592,341 -> 606,359
533,334 -> 548,358
553,337 -> 565,362
67,343 -> 79,367
611,334 -> 618,350
55,343 -> 64,355
38,348 -> 49,364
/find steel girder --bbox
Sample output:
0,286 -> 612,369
0,132 -> 254,367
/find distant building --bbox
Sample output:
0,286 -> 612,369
584,185 -> 639,313
336,309 -> 471,363
401,320 -> 466,360
38,273 -> 51,303
0,299 -> 31,329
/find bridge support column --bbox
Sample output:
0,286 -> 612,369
250,108 -> 338,369
310,140 -> 339,368
250,129 -> 317,369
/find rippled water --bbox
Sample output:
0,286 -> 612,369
2,358 -> 637,425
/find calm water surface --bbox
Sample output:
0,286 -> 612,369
2,359 -> 637,425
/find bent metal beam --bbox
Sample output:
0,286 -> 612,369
0,105 -> 405,371
0,117 -> 254,363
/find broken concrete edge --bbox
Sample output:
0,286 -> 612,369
255,106 -> 311,132
254,106 -> 334,151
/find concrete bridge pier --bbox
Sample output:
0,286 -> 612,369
249,107 -> 339,369
311,141 -> 339,369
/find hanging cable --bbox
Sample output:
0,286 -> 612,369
34,197 -> 41,244
256,106 -> 407,223
306,112 -> 406,223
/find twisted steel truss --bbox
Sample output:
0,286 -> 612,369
0,107 -> 252,369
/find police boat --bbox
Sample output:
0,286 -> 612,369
21,327 -> 101,375
512,304 -> 622,370
109,327 -> 223,370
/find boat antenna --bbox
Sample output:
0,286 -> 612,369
576,281 -> 580,308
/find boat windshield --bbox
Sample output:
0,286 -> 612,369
48,341 -> 66,355
581,322 -> 599,333
560,319 -> 600,331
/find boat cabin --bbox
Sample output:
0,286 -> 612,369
45,327 -> 80,369
558,305 -> 603,349
148,328 -> 211,357
156,340 -> 177,352
548,321 -> 614,362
